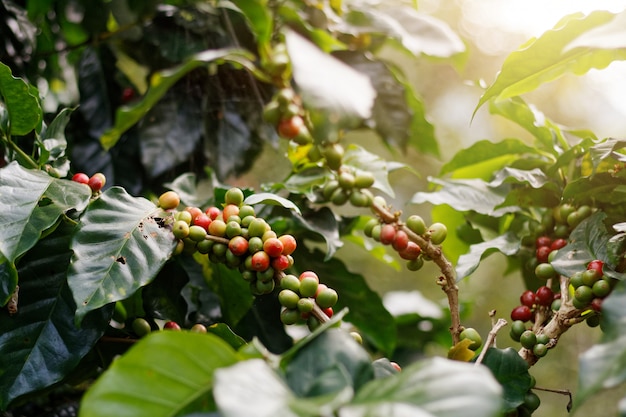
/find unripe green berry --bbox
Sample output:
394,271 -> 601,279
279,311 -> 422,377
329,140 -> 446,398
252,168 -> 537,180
281,274 -> 301,292
406,257 -> 424,271
132,317 -> 152,337
173,220 -> 190,239
299,276 -> 319,298
316,287 -> 338,309
279,289 -> 300,309
520,330 -> 537,349
427,222 -> 447,245
406,215 -> 427,235
354,171 -> 375,188
460,327 -> 483,350
331,188 -> 350,206
322,143 -> 344,171
248,218 -> 270,238
175,210 -> 193,224
280,308 -> 300,325
323,180 -> 340,200
225,187 -> 245,206
297,297 -> 315,313
338,172 -> 356,189
189,225 -> 208,242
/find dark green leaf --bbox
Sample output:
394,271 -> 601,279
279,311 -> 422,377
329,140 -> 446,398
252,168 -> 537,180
138,90 -> 203,178
203,260 -> 254,327
295,207 -> 343,260
68,187 -> 177,324
575,281 -> 626,410
80,332 -> 240,417
285,329 -> 374,397
233,294 -> 293,354
0,223 -> 110,410
232,0 -> 272,46
456,233 -> 520,281
480,348 -> 532,412
285,30 -> 375,142
551,212 -> 611,277
0,62 -> 41,136
589,138 -> 626,171
296,248 -> 396,355
206,323 -> 247,350
101,48 -> 257,149
244,193 -> 302,215
0,162 -> 91,263
142,261 -> 189,324
563,173 -> 626,206
164,172 -> 217,209
340,357 -> 503,417
475,11 -> 623,114
0,260 -> 17,306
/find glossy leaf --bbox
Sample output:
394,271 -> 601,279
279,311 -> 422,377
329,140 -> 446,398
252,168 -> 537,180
0,260 -> 18,307
475,11 -> 623,114
68,187 -> 177,324
480,348 -> 532,412
343,144 -> 396,198
456,232 -> 520,281
80,332 -> 240,417
295,207 -> 344,259
101,48 -> 257,150
0,223 -> 110,410
297,248 -> 396,356
339,357 -> 503,417
574,280 -> 626,410
244,192 -> 302,215
0,162 -> 91,263
285,30 -> 375,142
0,62 -> 41,136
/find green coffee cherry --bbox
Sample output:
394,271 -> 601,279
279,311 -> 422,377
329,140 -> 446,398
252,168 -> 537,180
427,223 -> 447,245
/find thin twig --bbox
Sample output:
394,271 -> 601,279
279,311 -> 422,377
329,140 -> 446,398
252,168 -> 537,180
475,318 -> 507,365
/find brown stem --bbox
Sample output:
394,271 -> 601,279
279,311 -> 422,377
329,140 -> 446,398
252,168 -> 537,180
475,317 -> 508,365
370,201 -> 461,344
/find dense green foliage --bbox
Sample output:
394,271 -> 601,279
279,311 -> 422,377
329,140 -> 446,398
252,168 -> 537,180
1,1 -> 626,416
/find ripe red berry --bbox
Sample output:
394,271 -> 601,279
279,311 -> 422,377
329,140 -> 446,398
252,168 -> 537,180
550,238 -> 567,251
121,87 -> 135,103
398,241 -> 421,260
520,290 -> 536,308
535,246 -> 551,263
379,224 -> 396,245
535,236 -> 551,248
72,172 -> 89,184
193,213 -> 212,231
222,204 -> 240,222
322,307 -> 333,318
228,236 -> 249,256
271,254 -> 291,271
511,305 -> 533,322
590,297 -> 603,312
186,206 -> 203,222
587,260 -> 604,276
391,230 -> 410,252
263,237 -> 284,258
250,251 -> 270,271
88,173 -> 106,191
279,234 -> 297,255
205,206 -> 221,220
390,362 -> 402,372
277,116 -> 304,139
535,286 -> 554,306
163,321 -> 181,330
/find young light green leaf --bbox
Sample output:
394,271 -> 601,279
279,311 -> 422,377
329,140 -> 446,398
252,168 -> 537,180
456,233 -> 520,281
0,62 -> 42,136
68,187 -> 177,324
565,9 -> 626,50
475,11 -> 623,115
80,332 -> 240,417
231,0 -> 272,46
101,48 -> 257,150
339,357 -> 503,417
0,162 -> 91,263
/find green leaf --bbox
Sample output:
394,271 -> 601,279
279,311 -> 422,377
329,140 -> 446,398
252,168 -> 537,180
297,248 -> 396,356
0,162 -> 91,263
343,144 -> 395,197
201,259 -> 254,327
68,187 -> 177,324
0,259 -> 18,306
0,223 -> 110,410
589,138 -> 626,171
164,172 -> 216,209
551,211 -> 611,278
0,62 -> 42,136
339,357 -> 503,417
80,332 -> 240,417
480,348 -> 532,412
456,233 -> 520,281
231,0 -> 272,46
101,48 -> 256,150
295,207 -> 343,260
244,193 -> 302,215
574,281 -> 626,410
38,107 -> 74,172
563,173 -> 626,206
284,329 -> 374,397
475,10 -> 623,114
285,30 -> 375,142
565,9 -> 626,50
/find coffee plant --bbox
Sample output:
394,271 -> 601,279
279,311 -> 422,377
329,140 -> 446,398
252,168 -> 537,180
1,1 -> 626,416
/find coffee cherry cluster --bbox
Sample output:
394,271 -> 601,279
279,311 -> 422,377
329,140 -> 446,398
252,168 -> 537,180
278,271 -> 338,330
263,87 -> 313,145
322,167 -> 375,207
505,374 -> 541,417
129,316 -> 207,338
569,260 -> 614,325
510,322 -> 551,358
157,187 -> 339,330
71,171 -> 106,193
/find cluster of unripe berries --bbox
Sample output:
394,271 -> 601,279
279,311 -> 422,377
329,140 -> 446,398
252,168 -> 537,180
157,187 -> 339,329
278,271 -> 338,330
71,172 -> 106,193
364,211 -> 447,271
130,316 -> 208,338
322,167 -> 375,207
263,87 -> 312,146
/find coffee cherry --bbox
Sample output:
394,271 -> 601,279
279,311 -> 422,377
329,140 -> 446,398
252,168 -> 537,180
322,143 -> 344,171
72,172 -> 90,184
511,320 -> 527,339
523,391 -> 541,412
228,236 -> 249,256
164,321 -> 181,331
191,323 -> 207,333
520,330 -> 537,349
88,173 -> 106,191
193,213 -> 212,231
263,237 -> 284,258
399,241 -> 421,260
534,263 -> 556,280
511,305 -> 532,322
590,297 -> 603,312
406,215 -> 427,235
520,290 -> 536,308
188,225 -> 208,242
379,224 -> 396,245
330,188 -> 349,205
406,257 -> 424,271
297,297 -> 315,314
255,278 -> 275,294
248,218 -> 270,238
354,171 -> 375,189
316,287 -> 338,309
271,254 -> 291,271
280,308 -> 300,325
349,189 -> 373,207
535,236 -> 551,248
280,274 -> 301,292
279,234 -> 297,255
322,307 -> 334,318
158,191 -> 180,210
205,206 -> 221,220
196,239 -> 214,254
582,269 -> 601,287
299,277 -> 319,298
550,238 -> 567,251
186,206 -> 203,222
176,210 -> 193,224
225,187 -> 245,206
222,204 -> 240,222
570,271 -> 584,288
535,286 -> 553,306
279,289 -> 300,309
587,259 -> 604,276
173,220 -> 190,239
574,285 -> 593,304
250,251 -> 271,271
460,327 -> 483,350
132,317 -> 152,337
535,246 -> 551,263
208,219 -> 227,237
428,223 -> 447,245
278,116 -> 304,139
390,229 -> 409,252
592,279 -> 611,298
